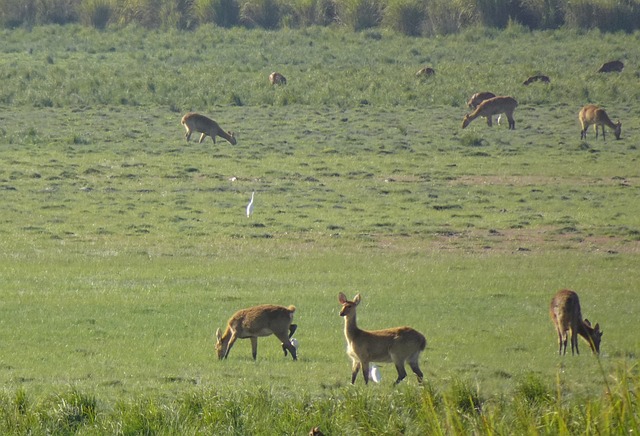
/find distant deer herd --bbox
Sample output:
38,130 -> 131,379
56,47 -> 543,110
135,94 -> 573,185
182,60 -> 624,151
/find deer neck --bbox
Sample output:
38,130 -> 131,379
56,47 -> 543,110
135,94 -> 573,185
218,129 -> 233,143
343,313 -> 361,340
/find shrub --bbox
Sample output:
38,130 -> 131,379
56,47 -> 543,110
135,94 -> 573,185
565,0 -> 640,33
383,0 -> 425,36
194,0 -> 240,26
80,0 -> 114,29
334,0 -> 383,30
239,0 -> 281,28
425,0 -> 477,35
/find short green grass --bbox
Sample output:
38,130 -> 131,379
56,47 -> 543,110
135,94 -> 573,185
0,24 -> 639,434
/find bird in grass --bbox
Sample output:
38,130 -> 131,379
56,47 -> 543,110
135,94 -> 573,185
246,191 -> 255,217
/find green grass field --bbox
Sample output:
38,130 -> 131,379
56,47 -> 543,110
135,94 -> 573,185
0,24 -> 639,434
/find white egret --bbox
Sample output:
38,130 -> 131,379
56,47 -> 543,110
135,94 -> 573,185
246,191 -> 255,217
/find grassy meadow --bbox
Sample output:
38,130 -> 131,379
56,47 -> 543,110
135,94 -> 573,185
0,24 -> 639,433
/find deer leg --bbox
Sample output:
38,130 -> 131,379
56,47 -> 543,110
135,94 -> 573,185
486,116 -> 493,127
557,329 -> 564,355
362,362 -> 370,384
250,337 -> 258,360
408,352 -> 424,383
185,130 -> 192,142
198,133 -> 206,143
393,362 -> 408,385
351,361 -> 361,384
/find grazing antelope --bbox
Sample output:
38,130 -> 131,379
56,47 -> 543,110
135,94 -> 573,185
597,60 -> 624,73
338,292 -> 426,385
523,74 -> 550,85
181,112 -> 237,145
466,91 -> 501,124
579,104 -> 621,140
462,96 -> 518,130
215,304 -> 298,361
549,289 -> 602,355
416,66 -> 435,77
269,71 -> 287,85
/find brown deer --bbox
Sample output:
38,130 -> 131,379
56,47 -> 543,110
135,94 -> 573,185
597,60 -> 624,73
579,104 -> 621,140
467,92 -> 496,109
338,292 -> 426,385
269,72 -> 287,85
309,426 -> 324,436
181,112 -> 237,145
466,91 -> 501,124
523,74 -> 550,85
416,66 -> 435,77
215,304 -> 298,360
549,289 -> 602,355
462,96 -> 518,130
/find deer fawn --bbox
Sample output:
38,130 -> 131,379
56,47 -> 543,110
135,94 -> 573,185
269,72 -> 287,85
462,96 -> 518,130
549,289 -> 602,355
181,112 -> 237,145
338,293 -> 426,385
579,104 -> 621,140
215,304 -> 298,360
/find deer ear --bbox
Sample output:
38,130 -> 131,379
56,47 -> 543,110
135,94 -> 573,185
353,293 -> 362,305
215,328 -> 222,340
338,292 -> 347,304
584,319 -> 591,327
595,323 -> 600,332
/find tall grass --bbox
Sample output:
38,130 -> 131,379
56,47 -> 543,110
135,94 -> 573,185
1,0 -> 639,33
1,369 -> 638,433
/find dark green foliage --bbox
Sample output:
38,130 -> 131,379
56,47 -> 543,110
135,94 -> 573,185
240,0 -> 281,28
383,0 -> 425,36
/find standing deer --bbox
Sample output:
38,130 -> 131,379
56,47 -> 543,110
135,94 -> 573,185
579,104 -> 622,140
467,92 -> 496,109
462,96 -> 518,130
269,72 -> 287,85
466,91 -> 500,124
549,289 -> 602,355
338,292 -> 426,385
597,60 -> 624,73
215,304 -> 298,360
181,112 -> 237,145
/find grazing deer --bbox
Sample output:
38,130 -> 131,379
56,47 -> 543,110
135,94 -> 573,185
597,60 -> 624,73
579,104 -> 621,140
462,96 -> 518,130
549,289 -> 602,355
416,66 -> 435,77
181,112 -> 237,145
338,292 -> 426,385
523,74 -> 550,85
215,304 -> 298,360
269,72 -> 287,85
466,91 -> 501,124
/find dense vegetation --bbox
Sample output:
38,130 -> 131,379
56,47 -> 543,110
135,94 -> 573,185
0,24 -> 639,434
1,0 -> 640,33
